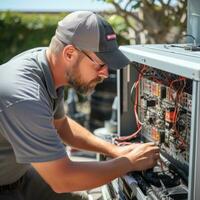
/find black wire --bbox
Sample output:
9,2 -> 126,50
131,62 -> 144,75
181,34 -> 197,46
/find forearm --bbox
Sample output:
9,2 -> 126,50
33,143 -> 159,193
55,157 -> 131,193
55,116 -> 118,157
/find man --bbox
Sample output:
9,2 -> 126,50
0,11 -> 159,199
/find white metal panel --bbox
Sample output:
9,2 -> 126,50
120,44 -> 200,81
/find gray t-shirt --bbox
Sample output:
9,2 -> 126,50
0,48 -> 67,185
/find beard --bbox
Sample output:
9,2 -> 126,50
69,76 -> 103,96
66,61 -> 104,95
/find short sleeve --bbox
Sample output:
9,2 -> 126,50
0,99 -> 67,164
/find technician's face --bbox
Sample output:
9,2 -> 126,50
66,49 -> 109,95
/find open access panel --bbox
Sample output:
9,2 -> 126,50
116,44 -> 200,200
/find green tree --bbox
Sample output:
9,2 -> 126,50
0,12 -> 66,63
100,0 -> 187,44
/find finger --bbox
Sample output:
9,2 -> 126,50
154,147 -> 160,153
149,146 -> 160,153
146,142 -> 160,151
154,153 -> 160,159
148,142 -> 159,146
153,159 -> 158,167
150,159 -> 158,168
150,152 -> 159,160
157,158 -> 164,171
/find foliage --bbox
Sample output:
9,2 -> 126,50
0,11 -> 128,64
99,0 -> 187,44
0,12 -> 66,64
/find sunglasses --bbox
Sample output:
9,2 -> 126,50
76,48 -> 106,69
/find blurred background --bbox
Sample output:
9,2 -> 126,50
0,0 -> 187,131
0,0 -> 187,64
0,0 -> 187,144
0,0 -> 188,143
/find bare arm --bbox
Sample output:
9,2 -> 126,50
32,142 -> 159,193
32,156 -> 131,193
54,116 -> 120,157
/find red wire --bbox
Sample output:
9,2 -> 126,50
171,77 -> 187,148
115,65 -> 147,144
115,68 -> 188,150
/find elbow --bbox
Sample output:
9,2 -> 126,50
49,182 -> 73,194
51,185 -> 64,194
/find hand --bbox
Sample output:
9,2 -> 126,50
125,142 -> 160,171
113,143 -> 142,157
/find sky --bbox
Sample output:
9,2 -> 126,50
0,0 -> 114,12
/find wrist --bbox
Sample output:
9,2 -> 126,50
119,154 -> 135,173
123,153 -> 136,172
106,144 -> 120,158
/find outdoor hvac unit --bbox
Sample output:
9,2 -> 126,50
101,1 -> 200,199
115,44 -> 200,200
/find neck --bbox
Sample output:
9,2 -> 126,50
46,48 -> 67,89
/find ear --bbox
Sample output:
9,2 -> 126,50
98,66 -> 109,79
62,45 -> 76,62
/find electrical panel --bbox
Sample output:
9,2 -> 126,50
139,67 -> 191,165
130,65 -> 190,200
115,44 -> 200,200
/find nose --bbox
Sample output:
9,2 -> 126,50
98,65 -> 109,79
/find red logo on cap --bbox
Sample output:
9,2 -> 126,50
106,34 -> 116,40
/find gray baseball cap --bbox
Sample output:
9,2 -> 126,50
55,11 -> 130,69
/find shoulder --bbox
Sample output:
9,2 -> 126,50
1,47 -> 47,76
0,48 -> 50,111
